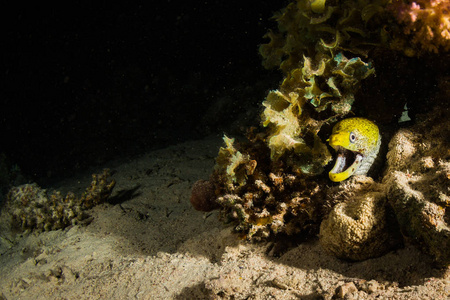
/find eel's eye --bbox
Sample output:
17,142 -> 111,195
349,132 -> 356,143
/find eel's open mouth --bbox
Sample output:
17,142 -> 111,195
329,146 -> 364,182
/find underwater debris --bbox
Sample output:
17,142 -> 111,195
190,179 -> 219,212
4,169 -> 115,232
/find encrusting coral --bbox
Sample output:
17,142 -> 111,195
191,0 -> 449,264
3,169 -> 115,232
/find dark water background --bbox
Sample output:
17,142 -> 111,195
1,1 -> 285,182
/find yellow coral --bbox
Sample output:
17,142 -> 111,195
258,1 -> 377,175
259,0 -> 387,74
260,51 -> 373,175
262,90 -> 306,160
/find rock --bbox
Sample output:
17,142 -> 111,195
384,107 -> 450,265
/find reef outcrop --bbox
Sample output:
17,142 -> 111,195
384,107 -> 450,264
191,0 -> 449,264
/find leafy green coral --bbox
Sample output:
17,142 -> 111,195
258,0 -> 381,175
259,0 -> 388,73
262,52 -> 374,174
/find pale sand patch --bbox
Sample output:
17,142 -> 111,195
0,135 -> 448,299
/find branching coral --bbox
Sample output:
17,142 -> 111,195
4,169 -> 115,232
215,168 -> 327,240
205,135 -> 329,240
387,0 -> 450,55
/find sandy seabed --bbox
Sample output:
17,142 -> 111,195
0,135 -> 448,299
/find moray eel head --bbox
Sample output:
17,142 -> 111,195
328,117 -> 381,182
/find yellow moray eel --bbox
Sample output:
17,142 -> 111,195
328,117 -> 381,182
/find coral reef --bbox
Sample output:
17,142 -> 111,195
261,0 -> 450,61
257,0 -> 448,178
214,135 -> 258,187
259,0 -> 379,174
387,0 -> 450,55
261,53 -> 374,174
318,106 -> 449,263
204,0 -> 387,242
3,169 -> 115,232
259,0 -> 385,73
190,0 -> 449,263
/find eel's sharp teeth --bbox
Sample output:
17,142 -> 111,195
330,154 -> 346,174
329,152 -> 364,182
